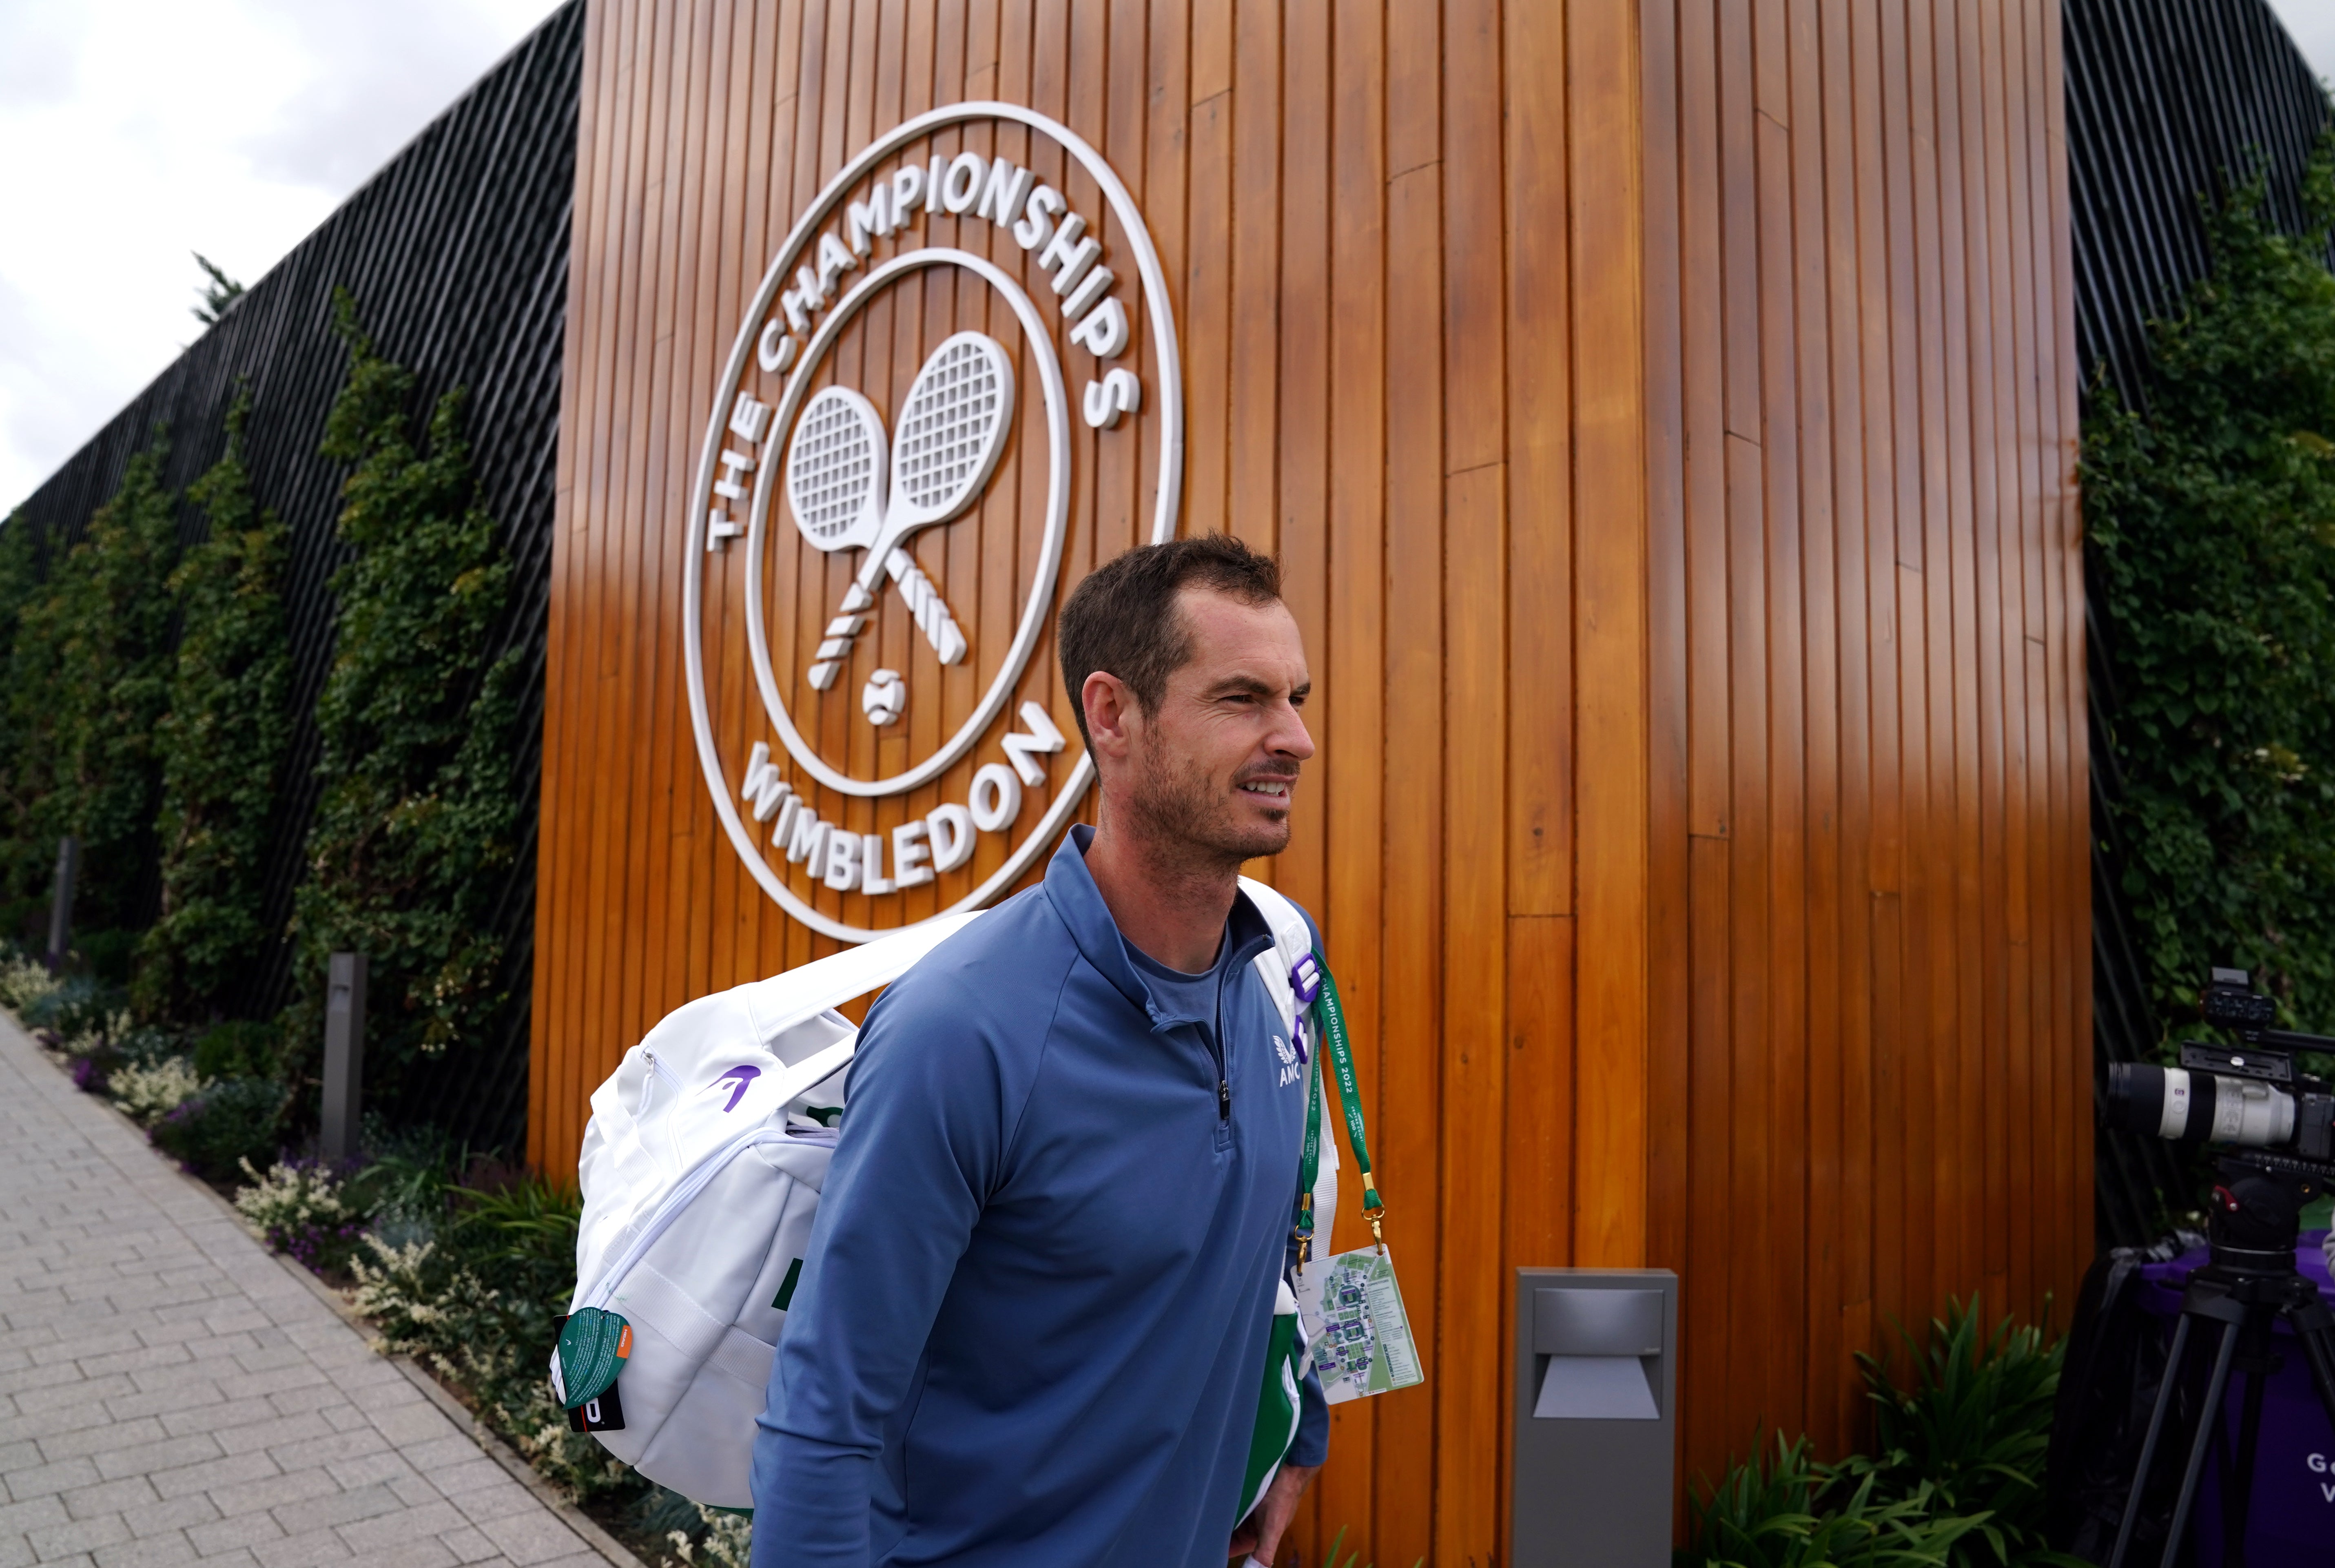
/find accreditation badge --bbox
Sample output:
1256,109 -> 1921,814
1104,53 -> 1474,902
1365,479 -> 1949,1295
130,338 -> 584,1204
1294,1243 -> 1423,1403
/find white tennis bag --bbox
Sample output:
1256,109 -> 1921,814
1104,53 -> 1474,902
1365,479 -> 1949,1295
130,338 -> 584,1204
558,915 -> 979,1505
558,881 -> 1331,1510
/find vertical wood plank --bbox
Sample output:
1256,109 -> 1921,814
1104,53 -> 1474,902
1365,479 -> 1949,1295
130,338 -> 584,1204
1374,145 -> 1442,1568
1571,0 -> 1650,1275
1316,0 -> 1387,1539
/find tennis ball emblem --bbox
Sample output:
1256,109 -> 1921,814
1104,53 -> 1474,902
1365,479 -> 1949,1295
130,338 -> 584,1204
861,668 -> 906,727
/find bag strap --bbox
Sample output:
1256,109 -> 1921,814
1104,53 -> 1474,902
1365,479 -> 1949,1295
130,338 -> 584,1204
1238,879 -> 1385,1263
737,910 -> 985,1043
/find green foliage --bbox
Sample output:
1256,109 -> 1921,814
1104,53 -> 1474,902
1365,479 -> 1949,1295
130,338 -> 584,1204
2086,149 -> 2335,1028
289,290 -> 521,1083
136,394 -> 292,1024
0,516 -> 57,935
191,1017 -> 284,1081
31,438 -> 182,938
348,1171 -> 641,1504
1681,1435 -> 1992,1568
1839,1300 -> 2069,1567
192,254 -> 244,326
1681,1302 -> 2078,1568
149,1075 -> 288,1178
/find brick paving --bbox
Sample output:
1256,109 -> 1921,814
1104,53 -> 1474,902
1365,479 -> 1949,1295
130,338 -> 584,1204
0,1012 -> 630,1568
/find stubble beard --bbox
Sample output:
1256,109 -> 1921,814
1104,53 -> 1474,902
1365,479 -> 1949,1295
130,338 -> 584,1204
1124,729 -> 1294,877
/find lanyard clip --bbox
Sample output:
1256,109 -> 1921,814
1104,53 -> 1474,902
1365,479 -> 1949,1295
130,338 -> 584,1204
1290,952 -> 1323,1008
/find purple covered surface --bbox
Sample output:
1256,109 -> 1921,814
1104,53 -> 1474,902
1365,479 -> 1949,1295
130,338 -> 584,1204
2135,1231 -> 2335,1565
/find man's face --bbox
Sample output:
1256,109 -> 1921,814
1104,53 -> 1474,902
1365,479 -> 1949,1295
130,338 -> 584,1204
1121,588 -> 1315,864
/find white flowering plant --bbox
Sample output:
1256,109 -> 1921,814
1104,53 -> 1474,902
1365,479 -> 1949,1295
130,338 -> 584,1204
234,1158 -> 368,1269
107,1056 -> 204,1125
0,954 -> 60,1014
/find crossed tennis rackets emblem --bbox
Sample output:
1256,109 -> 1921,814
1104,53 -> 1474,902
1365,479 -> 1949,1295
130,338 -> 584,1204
786,331 -> 1016,692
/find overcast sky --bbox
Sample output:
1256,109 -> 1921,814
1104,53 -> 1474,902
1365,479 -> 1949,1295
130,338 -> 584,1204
0,0 -> 565,513
2,0 -> 2333,515
2272,0 -> 2335,93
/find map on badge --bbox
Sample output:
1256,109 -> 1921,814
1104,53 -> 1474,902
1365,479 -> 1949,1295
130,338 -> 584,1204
1293,1245 -> 1424,1403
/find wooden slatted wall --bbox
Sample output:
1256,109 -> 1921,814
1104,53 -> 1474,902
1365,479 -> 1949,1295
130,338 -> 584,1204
535,0 -> 2087,1552
1638,0 -> 2087,1485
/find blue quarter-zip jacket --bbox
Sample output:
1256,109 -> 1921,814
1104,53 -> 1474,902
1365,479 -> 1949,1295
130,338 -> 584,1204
751,826 -> 1329,1566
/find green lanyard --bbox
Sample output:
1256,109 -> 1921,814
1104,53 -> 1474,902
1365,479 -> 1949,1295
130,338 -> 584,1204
1294,956 -> 1384,1266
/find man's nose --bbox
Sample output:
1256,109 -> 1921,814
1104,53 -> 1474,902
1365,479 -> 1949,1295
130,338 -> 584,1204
1272,702 -> 1316,761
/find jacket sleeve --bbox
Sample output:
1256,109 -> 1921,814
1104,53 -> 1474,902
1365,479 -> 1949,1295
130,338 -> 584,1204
749,972 -> 1018,1567
1289,1362 -> 1331,1468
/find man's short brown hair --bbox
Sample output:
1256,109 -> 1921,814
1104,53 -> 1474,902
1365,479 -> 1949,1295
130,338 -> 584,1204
1057,535 -> 1283,746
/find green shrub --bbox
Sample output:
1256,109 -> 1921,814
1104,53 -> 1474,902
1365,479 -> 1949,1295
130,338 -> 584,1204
150,1075 -> 287,1177
347,1172 -> 638,1505
2086,149 -> 2335,1027
38,437 -> 182,936
25,972 -> 116,1039
191,1017 -> 283,1082
649,1497 -> 751,1566
287,291 -> 520,1090
1841,1299 -> 2063,1566
1681,1300 -> 2080,1568
0,516 -> 53,932
1681,1435 -> 1989,1568
137,392 -> 292,1025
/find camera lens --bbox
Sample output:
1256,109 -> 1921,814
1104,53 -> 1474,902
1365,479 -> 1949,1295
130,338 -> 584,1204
2106,1061 -> 2175,1137
2107,1062 -> 2295,1146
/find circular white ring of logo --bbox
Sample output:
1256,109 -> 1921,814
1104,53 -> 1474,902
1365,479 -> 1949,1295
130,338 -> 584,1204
684,102 -> 1184,943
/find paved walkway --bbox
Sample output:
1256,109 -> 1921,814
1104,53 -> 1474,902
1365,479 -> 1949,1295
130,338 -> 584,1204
0,1013 -> 631,1568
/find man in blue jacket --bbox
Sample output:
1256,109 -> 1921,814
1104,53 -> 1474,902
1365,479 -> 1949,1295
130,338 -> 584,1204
753,536 -> 1328,1566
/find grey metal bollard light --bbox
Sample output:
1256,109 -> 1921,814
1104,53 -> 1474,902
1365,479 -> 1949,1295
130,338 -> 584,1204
320,953 -> 368,1162
44,836 -> 77,973
1511,1267 -> 1679,1566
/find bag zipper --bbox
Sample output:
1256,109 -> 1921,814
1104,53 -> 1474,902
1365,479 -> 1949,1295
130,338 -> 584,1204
579,1125 -> 795,1311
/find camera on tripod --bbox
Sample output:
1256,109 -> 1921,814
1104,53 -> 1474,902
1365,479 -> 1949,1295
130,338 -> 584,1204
2096,967 -> 2335,1568
2106,967 -> 2335,1161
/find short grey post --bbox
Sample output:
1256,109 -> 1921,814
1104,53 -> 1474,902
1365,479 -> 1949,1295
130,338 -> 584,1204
320,952 -> 368,1162
43,836 -> 77,972
1511,1267 -> 1679,1566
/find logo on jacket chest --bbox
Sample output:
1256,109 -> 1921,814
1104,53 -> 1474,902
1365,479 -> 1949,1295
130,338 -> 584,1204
1274,1033 -> 1302,1089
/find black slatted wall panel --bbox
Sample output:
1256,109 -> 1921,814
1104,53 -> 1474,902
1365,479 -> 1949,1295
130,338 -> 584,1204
2065,0 -> 2333,1246
5,2 -> 584,1154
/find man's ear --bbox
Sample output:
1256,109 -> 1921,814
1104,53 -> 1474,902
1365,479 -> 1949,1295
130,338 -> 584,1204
1082,670 -> 1136,760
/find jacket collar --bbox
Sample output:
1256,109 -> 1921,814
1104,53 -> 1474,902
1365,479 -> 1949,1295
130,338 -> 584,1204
1044,824 -> 1276,1032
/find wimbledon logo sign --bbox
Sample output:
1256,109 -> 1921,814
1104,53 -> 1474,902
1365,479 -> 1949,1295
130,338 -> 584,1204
684,103 -> 1182,943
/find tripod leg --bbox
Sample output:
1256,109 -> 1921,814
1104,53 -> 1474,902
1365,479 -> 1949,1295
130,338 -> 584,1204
2159,1317 -> 2243,1568
2286,1296 -> 2335,1435
2109,1316 -> 2191,1568
2223,1355 -> 2268,1568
